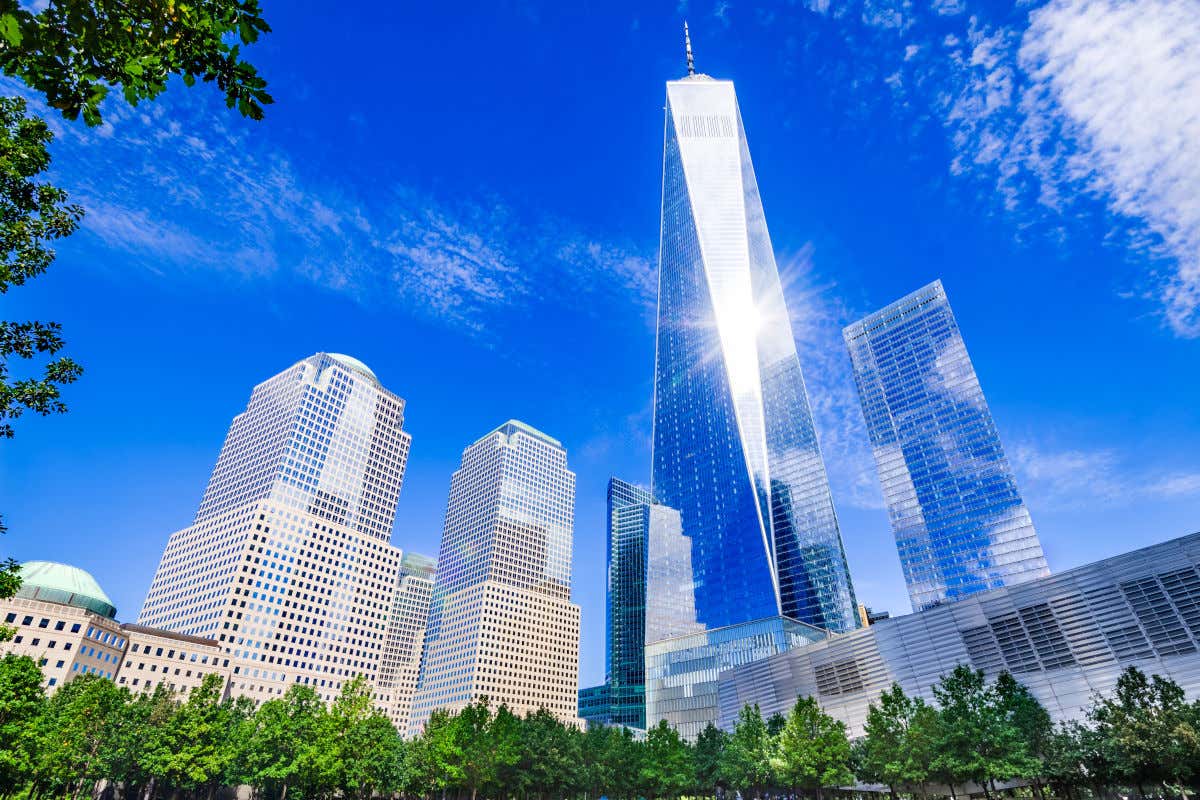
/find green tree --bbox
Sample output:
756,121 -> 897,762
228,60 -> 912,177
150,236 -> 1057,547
693,722 -> 727,798
1091,666 -> 1200,797
0,0 -> 272,454
519,708 -> 582,800
862,683 -> 935,799
640,719 -> 693,799
488,704 -> 524,800
406,709 -> 464,798
0,96 -> 83,442
719,703 -> 775,798
931,665 -> 1030,799
31,673 -> 127,798
0,0 -> 272,126
771,695 -> 853,800
453,697 -> 495,800
0,653 -> 45,792
994,671 -> 1053,793
143,673 -> 235,798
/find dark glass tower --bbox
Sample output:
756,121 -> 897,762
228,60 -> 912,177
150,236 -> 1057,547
844,280 -> 1049,611
606,478 -> 651,729
651,74 -> 859,634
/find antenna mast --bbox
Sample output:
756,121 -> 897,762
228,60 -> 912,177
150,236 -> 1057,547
684,21 -> 695,75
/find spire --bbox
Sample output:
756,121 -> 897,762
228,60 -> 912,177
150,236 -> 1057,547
684,21 -> 695,76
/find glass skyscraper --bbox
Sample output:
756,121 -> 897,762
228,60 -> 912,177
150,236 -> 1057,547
602,478 -> 691,730
607,478 -> 651,729
652,72 -> 858,634
843,280 -> 1050,612
409,421 -> 580,732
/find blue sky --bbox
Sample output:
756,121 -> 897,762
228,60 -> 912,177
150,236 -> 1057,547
3,0 -> 1199,689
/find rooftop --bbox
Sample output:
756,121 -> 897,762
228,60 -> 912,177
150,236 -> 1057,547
480,419 -> 563,449
325,353 -> 379,384
16,561 -> 117,619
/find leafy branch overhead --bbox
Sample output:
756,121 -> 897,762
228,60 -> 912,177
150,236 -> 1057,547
0,0 -> 273,126
0,96 -> 82,439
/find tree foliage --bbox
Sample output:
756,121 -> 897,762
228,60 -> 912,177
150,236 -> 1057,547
0,659 -> 1199,799
0,0 -> 273,449
0,0 -> 272,126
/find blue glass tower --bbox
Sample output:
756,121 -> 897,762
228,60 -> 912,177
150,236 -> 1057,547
651,73 -> 859,635
607,478 -> 651,729
843,280 -> 1050,612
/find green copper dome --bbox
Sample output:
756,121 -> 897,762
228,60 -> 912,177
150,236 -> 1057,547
15,561 -> 117,619
326,353 -> 378,383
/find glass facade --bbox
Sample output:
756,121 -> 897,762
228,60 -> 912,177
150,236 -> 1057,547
578,683 -> 613,729
607,478 -> 651,729
652,75 -> 858,634
645,616 -> 827,740
603,478 -> 691,730
843,280 -> 1049,612
719,531 -> 1200,738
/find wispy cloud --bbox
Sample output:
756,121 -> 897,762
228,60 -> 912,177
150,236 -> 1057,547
1011,442 -> 1200,510
779,247 -> 885,511
776,0 -> 1200,338
19,83 -> 653,339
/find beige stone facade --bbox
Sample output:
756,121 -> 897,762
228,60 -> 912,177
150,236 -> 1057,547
2,596 -> 125,691
117,624 -> 230,695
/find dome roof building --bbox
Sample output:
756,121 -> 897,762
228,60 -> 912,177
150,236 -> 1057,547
15,560 -> 117,619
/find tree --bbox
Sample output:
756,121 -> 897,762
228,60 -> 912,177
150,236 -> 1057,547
693,722 -> 727,798
994,671 -> 1052,793
771,695 -> 853,800
0,96 -> 82,441
144,673 -> 235,798
641,719 -> 693,799
0,0 -> 273,450
31,673 -> 127,799
0,0 -> 272,126
453,697 -> 495,800
488,704 -> 524,800
931,665 -> 1030,799
0,653 -> 44,792
519,708 -> 582,800
719,703 -> 775,798
1091,666 -> 1200,797
862,683 -> 935,798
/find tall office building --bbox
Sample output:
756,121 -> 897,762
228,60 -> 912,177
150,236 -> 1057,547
645,48 -> 857,737
603,478 -> 690,730
139,353 -> 412,704
409,421 -> 580,731
377,552 -> 436,736
843,280 -> 1050,611
651,63 -> 857,633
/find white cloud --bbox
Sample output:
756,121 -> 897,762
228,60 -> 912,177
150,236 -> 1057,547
22,84 -> 653,339
1011,442 -> 1200,509
1017,0 -> 1200,336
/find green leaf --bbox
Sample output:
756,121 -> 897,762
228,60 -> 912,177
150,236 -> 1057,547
0,13 -> 21,46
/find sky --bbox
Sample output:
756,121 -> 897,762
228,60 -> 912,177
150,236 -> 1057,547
3,0 -> 1199,689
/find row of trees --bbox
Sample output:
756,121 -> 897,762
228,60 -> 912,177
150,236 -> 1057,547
2,652 -> 1200,800
859,665 -> 1200,800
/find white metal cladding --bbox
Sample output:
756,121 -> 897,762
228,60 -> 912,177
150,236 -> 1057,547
717,532 -> 1200,737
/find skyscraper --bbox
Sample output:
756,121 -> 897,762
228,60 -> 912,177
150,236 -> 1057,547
644,48 -> 853,737
843,280 -> 1050,611
651,65 -> 858,633
603,478 -> 690,730
139,353 -> 412,705
606,478 -> 651,730
377,552 -> 436,736
409,421 -> 580,731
